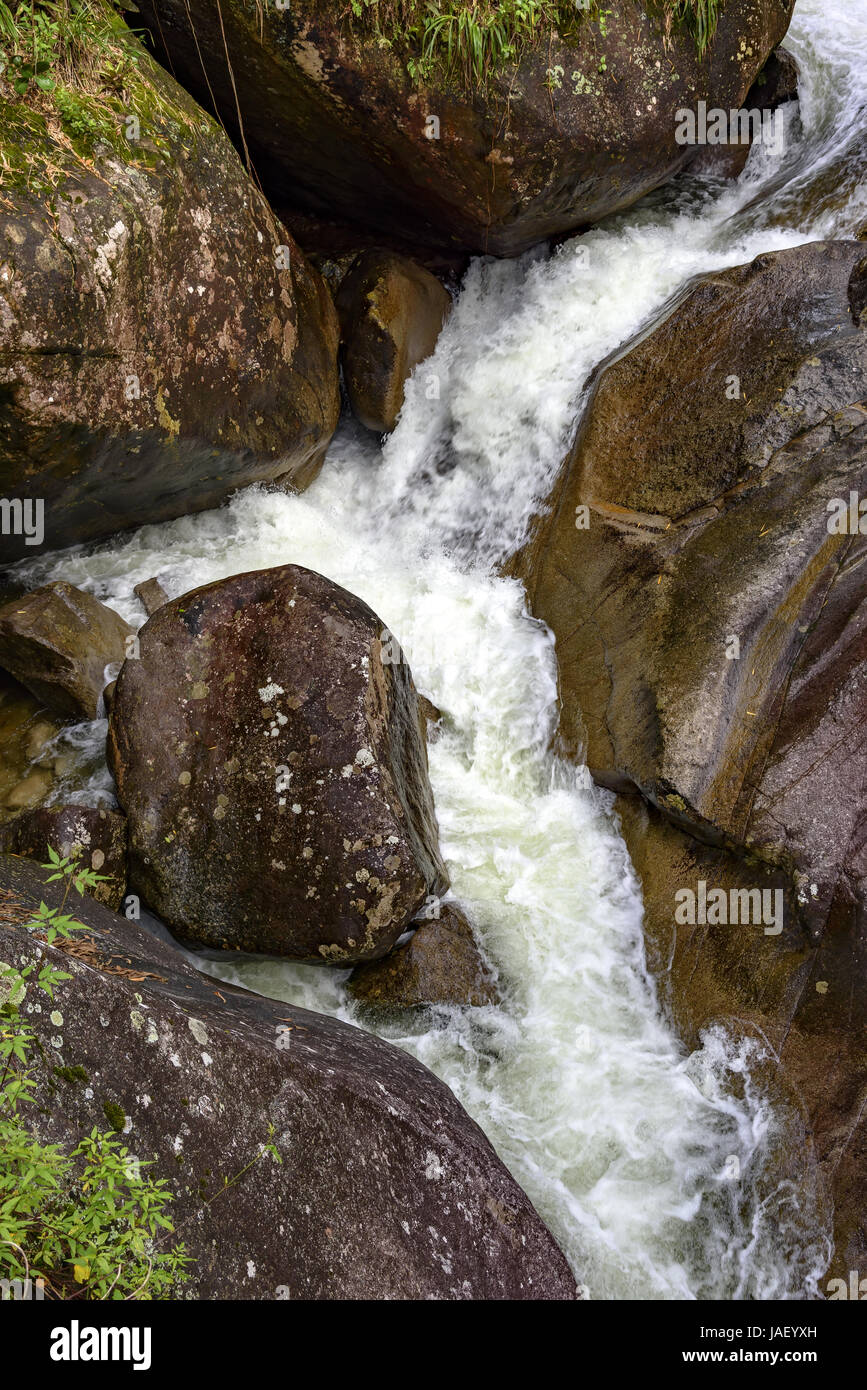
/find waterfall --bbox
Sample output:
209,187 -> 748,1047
14,0 -> 866,1300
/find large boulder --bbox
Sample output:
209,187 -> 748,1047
519,239 -> 867,877
517,238 -> 867,1279
0,20 -> 339,562
0,854 -> 579,1299
107,565 -> 449,962
337,251 -> 452,433
349,903 -> 499,1010
135,0 -> 794,257
0,582 -> 132,720
0,803 -> 127,909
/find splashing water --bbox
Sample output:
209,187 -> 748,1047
15,0 -> 865,1298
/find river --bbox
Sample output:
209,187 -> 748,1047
14,0 -> 867,1299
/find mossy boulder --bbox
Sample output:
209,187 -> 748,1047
337,250 -> 452,433
107,564 -> 449,962
135,0 -> 794,257
0,854 -> 580,1299
0,31 -> 339,561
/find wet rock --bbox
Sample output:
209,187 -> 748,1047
615,792 -> 861,1285
0,803 -> 127,909
418,694 -> 443,744
0,33 -> 339,562
688,47 -> 801,181
0,582 -> 133,721
518,237 -> 867,1281
752,46 -> 800,110
337,251 -> 451,433
349,904 -> 499,1010
107,564 -> 449,962
0,854 -> 579,1300
0,671 -> 61,819
520,239 -> 867,882
135,0 -> 793,257
133,578 -> 169,617
3,768 -> 55,814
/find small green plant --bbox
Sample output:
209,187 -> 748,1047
0,851 -> 191,1300
343,1 -> 726,88
0,0 -> 139,90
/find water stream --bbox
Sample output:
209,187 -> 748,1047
14,0 -> 867,1299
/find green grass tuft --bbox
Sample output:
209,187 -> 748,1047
346,1 -> 727,87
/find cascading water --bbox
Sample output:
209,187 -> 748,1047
13,0 -> 866,1299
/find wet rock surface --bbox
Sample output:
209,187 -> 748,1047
135,0 -> 793,257
349,903 -> 499,1010
108,564 -> 449,962
0,581 -> 132,720
0,37 -> 339,561
0,670 -> 62,819
133,578 -> 169,617
0,854 -> 579,1300
337,250 -> 452,433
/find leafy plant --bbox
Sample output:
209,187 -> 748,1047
0,0 -> 140,96
0,851 -> 191,1300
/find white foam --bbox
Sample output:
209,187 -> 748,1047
16,0 -> 863,1297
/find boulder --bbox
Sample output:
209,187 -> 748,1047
0,803 -> 127,909
520,240 -> 867,879
517,237 -> 867,1280
0,582 -> 133,720
133,578 -> 169,617
135,0 -> 794,257
107,565 -> 449,962
0,670 -> 61,818
0,26 -> 339,562
336,251 -> 451,433
0,854 -> 579,1299
349,904 -> 499,1010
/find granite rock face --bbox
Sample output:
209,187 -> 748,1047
135,0 -> 794,256
0,582 -> 133,721
518,238 -> 867,1281
0,37 -> 339,561
0,854 -> 580,1300
108,564 -> 449,962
